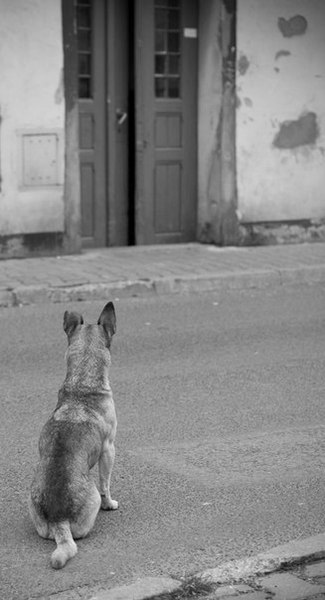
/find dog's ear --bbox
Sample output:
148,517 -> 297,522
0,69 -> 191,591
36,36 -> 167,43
98,302 -> 116,345
63,311 -> 84,338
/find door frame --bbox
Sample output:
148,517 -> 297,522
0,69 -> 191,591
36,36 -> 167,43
78,0 -> 107,248
134,0 -> 147,245
62,0 -> 82,254
106,0 -> 130,247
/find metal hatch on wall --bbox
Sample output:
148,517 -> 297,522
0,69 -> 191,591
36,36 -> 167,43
75,0 -> 198,248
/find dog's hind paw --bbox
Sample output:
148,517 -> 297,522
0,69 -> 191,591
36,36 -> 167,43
101,496 -> 119,511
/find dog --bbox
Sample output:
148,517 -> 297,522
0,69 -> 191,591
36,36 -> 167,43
29,301 -> 118,569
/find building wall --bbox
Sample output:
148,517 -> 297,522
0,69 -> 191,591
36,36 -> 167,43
198,0 -> 238,245
197,0 -> 223,242
0,0 -> 64,242
236,0 -> 325,225
2,1 -> 323,255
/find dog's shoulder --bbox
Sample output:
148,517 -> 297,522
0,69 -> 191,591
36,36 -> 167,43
38,405 -> 99,453
52,389 -> 116,435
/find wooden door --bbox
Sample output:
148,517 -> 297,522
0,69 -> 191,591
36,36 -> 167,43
77,0 -> 129,248
135,0 -> 198,244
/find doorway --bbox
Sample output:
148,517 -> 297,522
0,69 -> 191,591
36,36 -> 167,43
74,0 -> 197,247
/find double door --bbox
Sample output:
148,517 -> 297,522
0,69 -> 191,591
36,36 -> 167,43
76,0 -> 197,247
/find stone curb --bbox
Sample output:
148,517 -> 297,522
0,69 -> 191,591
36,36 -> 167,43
202,532 -> 325,584
90,534 -> 325,600
89,577 -> 181,600
1,264 -> 325,307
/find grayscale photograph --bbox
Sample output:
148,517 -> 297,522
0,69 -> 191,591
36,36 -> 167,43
0,1 -> 325,599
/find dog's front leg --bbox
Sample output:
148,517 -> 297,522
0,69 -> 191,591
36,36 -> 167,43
99,439 -> 119,510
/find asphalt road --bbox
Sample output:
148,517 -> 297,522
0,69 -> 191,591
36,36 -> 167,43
1,284 -> 325,599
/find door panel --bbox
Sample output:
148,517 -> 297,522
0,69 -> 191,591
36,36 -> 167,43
106,0 -> 130,246
77,0 -> 129,248
77,0 -> 106,247
135,0 -> 198,245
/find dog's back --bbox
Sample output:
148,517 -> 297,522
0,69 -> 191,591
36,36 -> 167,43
29,302 -> 118,569
34,415 -> 100,522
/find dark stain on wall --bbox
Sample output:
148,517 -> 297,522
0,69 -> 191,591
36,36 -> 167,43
278,15 -> 307,38
0,232 -> 64,259
238,54 -> 249,75
240,220 -> 325,246
273,112 -> 319,149
275,49 -> 291,61
223,0 -> 236,15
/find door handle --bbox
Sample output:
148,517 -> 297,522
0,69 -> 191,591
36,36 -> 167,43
116,109 -> 128,126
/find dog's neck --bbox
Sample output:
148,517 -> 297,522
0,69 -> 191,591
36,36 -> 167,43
63,347 -> 112,394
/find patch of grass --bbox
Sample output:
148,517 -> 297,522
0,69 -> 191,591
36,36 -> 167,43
147,574 -> 215,600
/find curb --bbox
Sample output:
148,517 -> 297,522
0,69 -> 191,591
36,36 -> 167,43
89,577 -> 181,600
202,532 -> 325,584
89,534 -> 325,600
1,264 -> 325,307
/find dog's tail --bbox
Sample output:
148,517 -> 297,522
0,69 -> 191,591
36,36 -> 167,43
50,521 -> 77,569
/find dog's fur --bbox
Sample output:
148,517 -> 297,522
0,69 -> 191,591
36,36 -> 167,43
29,302 -> 118,569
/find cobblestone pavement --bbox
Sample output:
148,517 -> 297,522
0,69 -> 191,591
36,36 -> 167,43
200,561 -> 325,599
90,560 -> 325,600
206,560 -> 325,599
0,242 -> 325,307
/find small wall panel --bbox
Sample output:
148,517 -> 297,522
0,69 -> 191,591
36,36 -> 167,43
22,133 -> 59,186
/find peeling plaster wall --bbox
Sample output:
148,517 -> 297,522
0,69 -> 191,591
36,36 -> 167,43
197,0 -> 223,241
236,0 -> 325,223
0,0 -> 64,236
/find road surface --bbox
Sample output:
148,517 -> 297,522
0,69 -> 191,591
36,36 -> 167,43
1,284 -> 325,599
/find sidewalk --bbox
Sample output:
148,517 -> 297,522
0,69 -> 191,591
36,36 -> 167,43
0,242 -> 325,307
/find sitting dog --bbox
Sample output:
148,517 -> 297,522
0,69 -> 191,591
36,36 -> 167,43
29,302 -> 118,569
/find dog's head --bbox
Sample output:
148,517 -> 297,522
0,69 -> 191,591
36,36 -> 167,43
63,302 -> 116,349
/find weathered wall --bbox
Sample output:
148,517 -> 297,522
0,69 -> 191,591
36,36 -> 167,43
0,0 -> 64,241
198,0 -> 238,245
197,0 -> 223,242
236,0 -> 325,225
